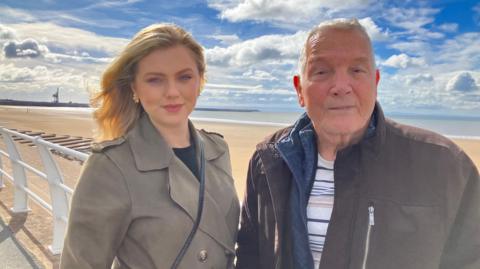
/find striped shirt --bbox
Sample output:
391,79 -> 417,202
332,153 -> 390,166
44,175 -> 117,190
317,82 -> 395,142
307,154 -> 335,268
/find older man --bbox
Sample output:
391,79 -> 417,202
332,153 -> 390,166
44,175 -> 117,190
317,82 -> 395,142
236,18 -> 480,269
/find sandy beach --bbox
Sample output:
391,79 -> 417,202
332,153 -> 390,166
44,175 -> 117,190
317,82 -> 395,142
1,105 -> 479,197
0,105 -> 480,268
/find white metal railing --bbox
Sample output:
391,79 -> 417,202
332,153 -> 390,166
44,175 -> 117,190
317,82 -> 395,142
0,127 -> 89,255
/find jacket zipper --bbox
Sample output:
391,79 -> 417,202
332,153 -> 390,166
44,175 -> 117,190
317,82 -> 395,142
362,203 -> 375,269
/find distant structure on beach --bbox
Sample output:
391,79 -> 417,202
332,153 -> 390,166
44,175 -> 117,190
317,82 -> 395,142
52,88 -> 59,104
0,99 -> 259,112
0,99 -> 89,108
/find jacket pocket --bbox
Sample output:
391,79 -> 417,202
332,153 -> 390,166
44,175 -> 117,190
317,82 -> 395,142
358,199 -> 445,269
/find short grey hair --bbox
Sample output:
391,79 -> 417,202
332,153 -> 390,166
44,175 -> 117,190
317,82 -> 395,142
297,18 -> 374,77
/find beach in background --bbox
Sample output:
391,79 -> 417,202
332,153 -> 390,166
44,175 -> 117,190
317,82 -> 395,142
0,104 -> 479,268
1,105 -> 479,196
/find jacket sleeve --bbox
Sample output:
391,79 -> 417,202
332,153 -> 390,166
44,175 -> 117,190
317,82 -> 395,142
60,152 -> 132,269
440,153 -> 480,269
236,151 -> 263,268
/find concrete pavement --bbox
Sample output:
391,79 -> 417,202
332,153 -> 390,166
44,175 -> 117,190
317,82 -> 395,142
0,218 -> 43,269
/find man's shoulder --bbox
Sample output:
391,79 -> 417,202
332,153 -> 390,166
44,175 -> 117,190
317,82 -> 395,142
384,118 -> 462,155
256,125 -> 293,150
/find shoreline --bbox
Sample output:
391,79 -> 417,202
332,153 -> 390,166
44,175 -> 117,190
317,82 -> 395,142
2,105 -> 480,140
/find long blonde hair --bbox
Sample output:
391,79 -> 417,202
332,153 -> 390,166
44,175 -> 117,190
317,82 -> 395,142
92,23 -> 206,141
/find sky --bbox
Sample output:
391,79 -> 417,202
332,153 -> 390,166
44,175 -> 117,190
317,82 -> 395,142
0,0 -> 479,116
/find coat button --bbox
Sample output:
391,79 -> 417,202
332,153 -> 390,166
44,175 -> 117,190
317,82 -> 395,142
198,250 -> 208,262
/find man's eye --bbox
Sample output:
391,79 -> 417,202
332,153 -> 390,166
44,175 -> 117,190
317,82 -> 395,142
353,67 -> 366,73
314,70 -> 328,75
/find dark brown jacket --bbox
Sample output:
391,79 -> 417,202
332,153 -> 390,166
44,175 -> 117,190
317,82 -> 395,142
236,107 -> 480,269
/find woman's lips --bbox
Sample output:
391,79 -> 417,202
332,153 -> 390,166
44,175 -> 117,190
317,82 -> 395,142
164,104 -> 183,113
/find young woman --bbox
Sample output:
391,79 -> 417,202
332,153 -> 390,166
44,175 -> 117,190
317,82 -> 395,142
60,24 -> 239,269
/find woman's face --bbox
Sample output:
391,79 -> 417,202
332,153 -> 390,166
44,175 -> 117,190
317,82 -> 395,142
132,45 -> 201,131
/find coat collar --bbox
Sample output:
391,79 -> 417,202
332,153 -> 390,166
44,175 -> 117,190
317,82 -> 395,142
127,113 -> 225,172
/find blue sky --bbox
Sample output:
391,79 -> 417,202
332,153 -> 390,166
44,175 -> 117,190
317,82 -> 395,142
0,0 -> 479,115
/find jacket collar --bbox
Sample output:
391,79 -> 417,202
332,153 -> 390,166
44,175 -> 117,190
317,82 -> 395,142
127,113 -> 225,171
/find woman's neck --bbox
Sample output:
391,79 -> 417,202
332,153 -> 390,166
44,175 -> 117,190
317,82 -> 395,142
153,121 -> 191,148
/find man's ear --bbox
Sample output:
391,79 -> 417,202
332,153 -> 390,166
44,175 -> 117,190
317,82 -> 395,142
375,69 -> 380,85
293,75 -> 305,107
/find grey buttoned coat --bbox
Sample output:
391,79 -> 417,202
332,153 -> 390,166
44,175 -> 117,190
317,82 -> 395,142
60,114 -> 240,268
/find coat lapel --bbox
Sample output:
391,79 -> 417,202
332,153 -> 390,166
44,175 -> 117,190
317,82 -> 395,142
128,113 -> 173,171
127,115 -> 234,251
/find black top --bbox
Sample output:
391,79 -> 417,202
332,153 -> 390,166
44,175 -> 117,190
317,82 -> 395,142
173,144 -> 200,180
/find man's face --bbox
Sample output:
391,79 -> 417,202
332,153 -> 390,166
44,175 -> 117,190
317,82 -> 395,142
294,28 -> 379,138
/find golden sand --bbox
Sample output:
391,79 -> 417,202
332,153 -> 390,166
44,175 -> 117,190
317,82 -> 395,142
1,105 -> 479,196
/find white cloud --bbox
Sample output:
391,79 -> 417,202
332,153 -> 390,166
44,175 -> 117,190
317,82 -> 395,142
3,38 -> 49,58
438,23 -> 458,33
206,30 -> 306,67
9,22 -> 129,57
208,34 -> 241,45
446,72 -> 479,92
384,7 -> 438,31
208,0 -> 372,26
359,17 -> 389,41
407,74 -> 434,85
382,53 -> 426,69
0,24 -> 16,40
474,3 -> 480,25
242,69 -> 278,81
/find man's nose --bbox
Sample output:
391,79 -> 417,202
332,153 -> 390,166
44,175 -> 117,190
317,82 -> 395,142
330,71 -> 353,96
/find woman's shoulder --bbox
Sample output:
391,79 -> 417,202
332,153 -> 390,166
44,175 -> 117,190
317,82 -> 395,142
91,136 -> 127,153
198,129 -> 226,145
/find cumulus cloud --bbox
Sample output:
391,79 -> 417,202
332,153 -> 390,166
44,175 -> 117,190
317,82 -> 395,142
438,23 -> 458,33
208,0 -> 372,26
9,22 -> 129,57
242,69 -> 278,81
3,38 -> 49,58
407,74 -> 434,85
0,64 -> 49,82
359,17 -> 389,41
0,24 -> 16,40
446,72 -> 479,92
206,31 -> 306,67
382,53 -> 426,69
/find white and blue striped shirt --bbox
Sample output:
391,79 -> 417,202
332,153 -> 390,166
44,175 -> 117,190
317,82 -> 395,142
307,154 -> 335,268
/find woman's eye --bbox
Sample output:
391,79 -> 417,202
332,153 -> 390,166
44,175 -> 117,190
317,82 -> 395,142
179,74 -> 192,81
147,77 -> 162,83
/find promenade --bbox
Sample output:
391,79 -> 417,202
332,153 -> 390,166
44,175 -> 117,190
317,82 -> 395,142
1,181 -> 47,269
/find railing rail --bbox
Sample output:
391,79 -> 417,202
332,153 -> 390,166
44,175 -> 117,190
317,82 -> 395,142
0,126 -> 89,255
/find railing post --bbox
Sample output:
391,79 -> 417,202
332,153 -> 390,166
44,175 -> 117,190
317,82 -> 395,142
0,147 -> 4,189
0,127 -> 30,212
34,137 -> 69,255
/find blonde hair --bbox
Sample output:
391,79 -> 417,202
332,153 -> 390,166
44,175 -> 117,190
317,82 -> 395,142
298,18 -> 374,78
91,23 -> 206,141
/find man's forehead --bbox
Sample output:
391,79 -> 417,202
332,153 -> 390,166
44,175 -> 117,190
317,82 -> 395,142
305,28 -> 373,59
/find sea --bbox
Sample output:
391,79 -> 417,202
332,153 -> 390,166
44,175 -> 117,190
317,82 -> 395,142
191,109 -> 480,140
9,106 -> 480,140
